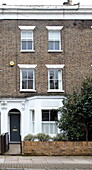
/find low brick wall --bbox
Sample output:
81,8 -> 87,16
22,141 -> 92,156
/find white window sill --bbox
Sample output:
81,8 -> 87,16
47,90 -> 64,93
20,89 -> 36,92
48,50 -> 63,53
20,50 -> 35,53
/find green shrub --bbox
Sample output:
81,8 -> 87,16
37,133 -> 51,141
24,134 -> 34,141
53,133 -> 68,141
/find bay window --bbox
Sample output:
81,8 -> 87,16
42,110 -> 58,134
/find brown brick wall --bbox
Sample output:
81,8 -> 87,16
0,19 -> 92,97
22,141 -> 92,156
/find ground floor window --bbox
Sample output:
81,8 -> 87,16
42,110 -> 58,134
31,110 -> 35,133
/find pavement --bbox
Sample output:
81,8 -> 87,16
0,155 -> 92,169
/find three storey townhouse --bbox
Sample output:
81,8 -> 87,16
0,2 -> 92,142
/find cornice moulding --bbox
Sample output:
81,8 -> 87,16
1,5 -> 92,20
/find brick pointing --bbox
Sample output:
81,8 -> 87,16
0,19 -> 92,97
22,141 -> 92,156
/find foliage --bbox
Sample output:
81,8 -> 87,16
37,133 -> 51,141
58,77 -> 92,141
24,134 -> 34,141
52,133 -> 68,141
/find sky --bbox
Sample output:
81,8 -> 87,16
0,0 -> 92,6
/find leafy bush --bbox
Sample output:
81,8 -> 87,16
53,133 -> 68,141
37,133 -> 51,141
24,134 -> 34,141
58,77 -> 92,141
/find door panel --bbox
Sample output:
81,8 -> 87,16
10,114 -> 20,142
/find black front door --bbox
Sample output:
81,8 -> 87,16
10,114 -> 20,142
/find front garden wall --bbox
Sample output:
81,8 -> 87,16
22,141 -> 92,156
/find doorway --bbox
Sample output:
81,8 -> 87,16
9,109 -> 20,142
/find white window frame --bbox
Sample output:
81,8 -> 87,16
30,110 -> 35,134
42,109 -> 58,135
18,26 -> 36,52
46,64 -> 65,92
18,64 -> 37,92
46,26 -> 63,52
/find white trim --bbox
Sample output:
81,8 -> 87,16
47,90 -> 64,92
0,5 -> 92,20
20,89 -> 36,92
26,95 -> 65,101
20,30 -> 34,51
48,50 -> 63,53
18,64 -> 37,69
19,68 -> 36,91
48,29 -> 61,51
1,5 -> 92,20
45,64 -> 65,68
0,96 -> 65,102
46,26 -> 63,30
20,49 -> 35,52
18,26 -> 36,30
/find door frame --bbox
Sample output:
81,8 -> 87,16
8,109 -> 21,143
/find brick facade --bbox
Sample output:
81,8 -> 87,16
0,5 -> 92,142
22,141 -> 92,156
0,19 -> 92,98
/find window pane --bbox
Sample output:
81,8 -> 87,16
49,31 -> 60,41
50,123 -> 58,134
50,80 -> 54,89
22,80 -> 27,89
27,32 -> 32,39
28,80 -> 33,89
42,110 -> 49,121
42,123 -> 49,133
21,32 -> 27,39
55,80 -> 58,89
49,70 -> 54,79
55,41 -> 59,50
28,70 -> 33,79
22,41 -> 26,50
22,70 -> 27,79
28,41 -> 32,50
49,41 -> 59,50
32,111 -> 35,121
22,31 -> 32,39
55,70 -> 58,79
48,41 -> 53,50
50,110 -> 57,121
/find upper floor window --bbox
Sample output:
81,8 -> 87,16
21,31 -> 33,51
22,69 -> 34,90
48,31 -> 60,51
46,64 -> 65,92
48,69 -> 61,89
46,26 -> 63,52
18,64 -> 37,92
18,26 -> 35,52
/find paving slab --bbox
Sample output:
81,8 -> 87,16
0,156 -> 92,169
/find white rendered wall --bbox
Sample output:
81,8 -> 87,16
0,96 -> 64,141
